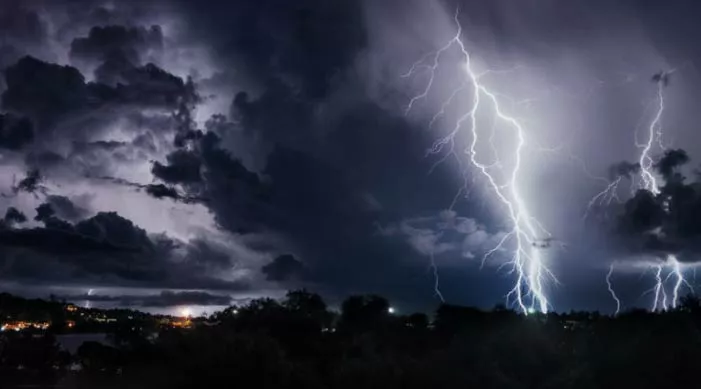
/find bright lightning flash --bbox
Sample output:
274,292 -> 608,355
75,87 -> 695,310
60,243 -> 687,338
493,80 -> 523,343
601,71 -> 695,312
403,9 -> 556,314
606,263 -> 621,315
636,77 -> 693,311
637,80 -> 665,196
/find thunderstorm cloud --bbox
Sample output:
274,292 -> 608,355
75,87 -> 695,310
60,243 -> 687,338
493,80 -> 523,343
2,0 -> 701,313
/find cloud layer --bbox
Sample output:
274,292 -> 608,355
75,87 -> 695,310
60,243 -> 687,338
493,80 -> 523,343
2,0 -> 701,312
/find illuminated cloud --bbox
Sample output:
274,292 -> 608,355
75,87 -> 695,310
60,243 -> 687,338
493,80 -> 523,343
3,0 -> 701,312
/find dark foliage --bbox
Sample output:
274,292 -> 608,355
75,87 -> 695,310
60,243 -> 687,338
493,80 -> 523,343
4,290 -> 701,388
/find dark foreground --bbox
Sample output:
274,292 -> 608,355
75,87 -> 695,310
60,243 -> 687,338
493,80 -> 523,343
2,291 -> 701,389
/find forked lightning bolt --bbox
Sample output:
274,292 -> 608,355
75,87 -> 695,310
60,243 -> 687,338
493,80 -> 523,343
651,264 -> 668,312
602,71 -> 695,311
583,176 -> 623,220
585,74 -> 666,217
636,76 -> 694,311
403,8 -> 556,314
637,80 -> 664,196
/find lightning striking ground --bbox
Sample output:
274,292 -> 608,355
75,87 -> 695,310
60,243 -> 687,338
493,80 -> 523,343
636,76 -> 695,311
606,263 -> 621,315
651,264 -> 668,312
403,9 -> 556,314
598,70 -> 695,312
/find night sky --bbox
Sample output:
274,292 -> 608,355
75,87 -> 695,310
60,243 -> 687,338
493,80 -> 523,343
2,0 -> 701,315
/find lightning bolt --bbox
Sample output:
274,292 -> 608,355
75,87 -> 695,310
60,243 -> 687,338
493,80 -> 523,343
606,263 -> 621,315
664,255 -> 694,309
582,75 -> 670,220
637,80 -> 665,195
429,240 -> 446,303
583,176 -> 623,220
403,8 -> 556,314
602,72 -> 696,311
670,256 -> 684,309
85,288 -> 94,309
641,257 -> 695,312
651,264 -> 668,312
638,78 -> 693,311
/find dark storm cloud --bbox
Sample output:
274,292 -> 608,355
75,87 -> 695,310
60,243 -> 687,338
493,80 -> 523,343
72,140 -> 127,152
2,56 -> 188,126
34,203 -> 56,223
143,184 -> 193,202
0,113 -> 34,150
0,3 -> 47,47
3,207 -> 26,225
90,175 -> 206,204
261,254 -> 306,282
111,63 -> 189,107
46,195 -> 89,221
2,169 -> 48,198
59,290 -> 232,308
11,0 -> 701,312
1,53 -> 196,180
186,239 -> 233,269
613,149 -> 701,262
146,129 -> 271,232
69,25 -> 164,84
2,56 -> 89,122
0,224 -> 132,255
25,151 -> 64,169
152,96 -> 454,298
655,149 -> 689,181
0,211 -> 249,291
177,0 -> 367,99
0,1 -> 267,301
151,149 -> 202,184
0,1 -> 48,70
106,0 -> 465,302
70,25 -> 162,62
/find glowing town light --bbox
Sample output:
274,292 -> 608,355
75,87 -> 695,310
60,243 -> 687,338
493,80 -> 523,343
403,8 -> 556,314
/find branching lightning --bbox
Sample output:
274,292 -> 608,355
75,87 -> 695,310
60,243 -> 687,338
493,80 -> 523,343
403,8 -> 556,314
583,176 -> 623,220
636,76 -> 693,311
597,69 -> 696,312
637,80 -> 665,196
651,264 -> 668,312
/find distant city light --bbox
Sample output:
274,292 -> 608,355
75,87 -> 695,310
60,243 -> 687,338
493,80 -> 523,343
0,321 -> 50,331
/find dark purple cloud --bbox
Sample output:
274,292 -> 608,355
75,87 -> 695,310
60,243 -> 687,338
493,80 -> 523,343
3,0 -> 701,313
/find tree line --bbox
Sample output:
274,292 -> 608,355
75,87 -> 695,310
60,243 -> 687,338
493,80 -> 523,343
3,290 -> 701,388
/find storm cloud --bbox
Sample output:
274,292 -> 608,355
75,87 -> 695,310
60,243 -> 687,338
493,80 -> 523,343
59,290 -> 233,308
2,0 -> 701,313
611,149 -> 701,262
